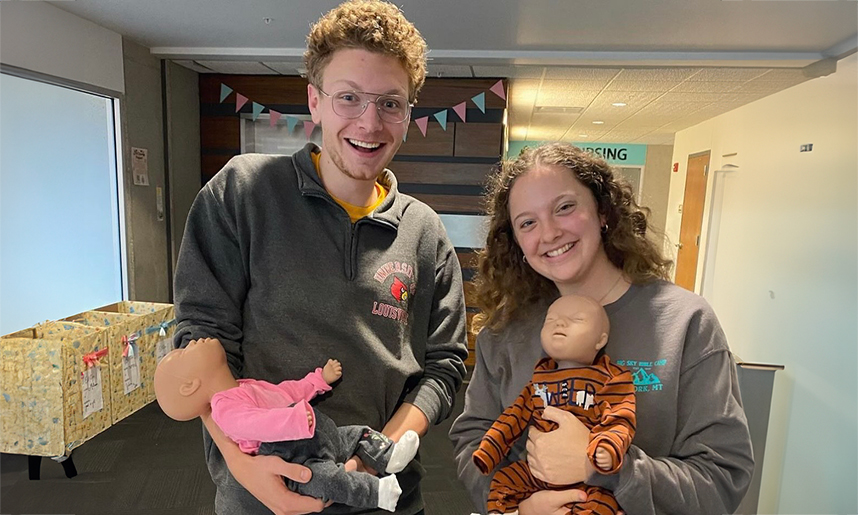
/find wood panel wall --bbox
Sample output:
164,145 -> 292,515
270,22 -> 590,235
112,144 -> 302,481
199,75 -> 507,366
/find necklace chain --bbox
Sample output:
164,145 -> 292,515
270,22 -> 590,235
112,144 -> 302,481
598,272 -> 624,304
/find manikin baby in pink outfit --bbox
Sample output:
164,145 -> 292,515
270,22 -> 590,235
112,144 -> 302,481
154,338 -> 419,512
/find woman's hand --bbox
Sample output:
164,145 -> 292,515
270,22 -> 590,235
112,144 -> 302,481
526,406 -> 596,485
519,489 -> 587,515
225,452 -> 325,515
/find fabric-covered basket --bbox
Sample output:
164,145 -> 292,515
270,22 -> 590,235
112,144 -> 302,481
0,321 -> 112,457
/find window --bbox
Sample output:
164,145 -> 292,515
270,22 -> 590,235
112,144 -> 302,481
0,71 -> 125,334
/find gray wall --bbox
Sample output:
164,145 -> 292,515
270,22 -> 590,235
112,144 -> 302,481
164,60 -> 201,272
642,144 -> 673,238
121,38 -> 170,302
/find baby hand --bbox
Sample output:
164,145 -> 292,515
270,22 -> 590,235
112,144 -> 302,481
322,359 -> 343,384
307,410 -> 314,430
595,445 -> 613,471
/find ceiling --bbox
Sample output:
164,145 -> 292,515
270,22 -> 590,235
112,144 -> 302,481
51,0 -> 857,145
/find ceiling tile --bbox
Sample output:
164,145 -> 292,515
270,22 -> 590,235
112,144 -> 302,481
670,81 -> 744,93
588,90 -> 664,108
604,80 -> 677,92
685,68 -> 769,81
542,67 -> 622,81
195,61 -> 279,74
535,89 -> 600,107
752,68 -> 809,82
614,68 -> 700,82
729,80 -> 798,94
541,79 -> 613,92
510,79 -> 541,102
659,92 -> 724,103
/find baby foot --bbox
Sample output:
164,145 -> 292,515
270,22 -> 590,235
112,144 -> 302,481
377,474 -> 402,512
385,430 -> 419,473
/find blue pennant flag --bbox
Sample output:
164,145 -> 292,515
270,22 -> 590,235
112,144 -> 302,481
286,116 -> 299,133
251,102 -> 264,121
472,92 -> 486,114
219,84 -> 233,103
433,109 -> 448,131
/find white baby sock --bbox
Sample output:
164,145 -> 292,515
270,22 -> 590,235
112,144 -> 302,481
377,474 -> 402,512
385,430 -> 420,473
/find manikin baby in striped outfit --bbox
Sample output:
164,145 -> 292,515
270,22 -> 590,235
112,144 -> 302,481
473,295 -> 636,515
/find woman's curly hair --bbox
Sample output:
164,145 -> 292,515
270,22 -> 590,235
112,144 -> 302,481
473,143 -> 673,332
304,0 -> 427,102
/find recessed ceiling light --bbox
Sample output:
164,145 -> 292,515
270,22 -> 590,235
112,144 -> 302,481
612,102 -> 627,107
263,17 -> 273,24
592,121 -> 604,124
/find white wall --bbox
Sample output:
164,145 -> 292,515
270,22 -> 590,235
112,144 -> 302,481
666,54 -> 858,514
0,1 -> 124,93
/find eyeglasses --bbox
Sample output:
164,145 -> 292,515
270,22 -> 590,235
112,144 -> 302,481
316,86 -> 412,124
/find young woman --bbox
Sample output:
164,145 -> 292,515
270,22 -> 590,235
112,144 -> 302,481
449,143 -> 753,515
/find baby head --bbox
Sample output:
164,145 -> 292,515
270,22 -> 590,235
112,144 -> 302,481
540,295 -> 610,367
154,338 -> 230,421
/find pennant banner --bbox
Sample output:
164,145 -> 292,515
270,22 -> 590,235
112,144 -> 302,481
489,80 -> 506,101
220,79 -> 506,141
453,101 -> 467,123
252,102 -> 264,121
472,92 -> 486,114
433,109 -> 448,131
415,116 -> 429,137
286,116 -> 299,133
235,94 -> 249,112
219,84 -> 233,103
304,121 -> 316,140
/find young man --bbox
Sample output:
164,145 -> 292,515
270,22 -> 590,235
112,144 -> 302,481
172,2 -> 469,514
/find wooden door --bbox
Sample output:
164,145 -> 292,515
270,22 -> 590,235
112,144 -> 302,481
674,152 -> 710,291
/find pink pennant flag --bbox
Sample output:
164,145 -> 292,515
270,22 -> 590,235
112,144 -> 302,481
269,110 -> 282,127
415,116 -> 429,137
452,101 -> 467,123
489,80 -> 506,101
235,93 -> 249,112
304,121 -> 316,140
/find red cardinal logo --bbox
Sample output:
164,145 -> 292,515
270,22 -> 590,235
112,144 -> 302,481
390,276 -> 409,302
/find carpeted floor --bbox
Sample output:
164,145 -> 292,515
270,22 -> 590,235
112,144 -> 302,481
0,385 -> 475,515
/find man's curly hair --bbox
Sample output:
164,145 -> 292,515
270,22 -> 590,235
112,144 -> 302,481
473,143 -> 673,332
304,0 -> 427,102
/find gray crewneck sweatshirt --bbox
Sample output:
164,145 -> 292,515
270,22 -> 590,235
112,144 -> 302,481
174,144 -> 468,514
450,281 -> 753,514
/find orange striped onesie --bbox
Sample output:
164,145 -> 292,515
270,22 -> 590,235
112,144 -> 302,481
472,355 -> 636,515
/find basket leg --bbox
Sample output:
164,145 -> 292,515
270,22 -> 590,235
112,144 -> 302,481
60,454 -> 78,478
50,454 -> 78,479
28,455 -> 41,480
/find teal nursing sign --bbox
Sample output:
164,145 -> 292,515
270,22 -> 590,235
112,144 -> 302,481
507,141 -> 647,166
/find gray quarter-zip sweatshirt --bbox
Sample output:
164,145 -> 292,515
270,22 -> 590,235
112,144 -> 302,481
173,143 -> 468,514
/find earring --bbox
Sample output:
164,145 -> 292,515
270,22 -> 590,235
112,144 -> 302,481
522,254 -> 527,263
601,223 -> 609,234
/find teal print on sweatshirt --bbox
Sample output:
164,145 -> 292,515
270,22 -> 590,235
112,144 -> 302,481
615,358 -> 666,393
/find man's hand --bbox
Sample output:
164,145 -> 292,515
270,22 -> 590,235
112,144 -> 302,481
322,359 -> 342,384
225,452 -> 324,515
526,406 -> 595,485
202,411 -> 323,515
